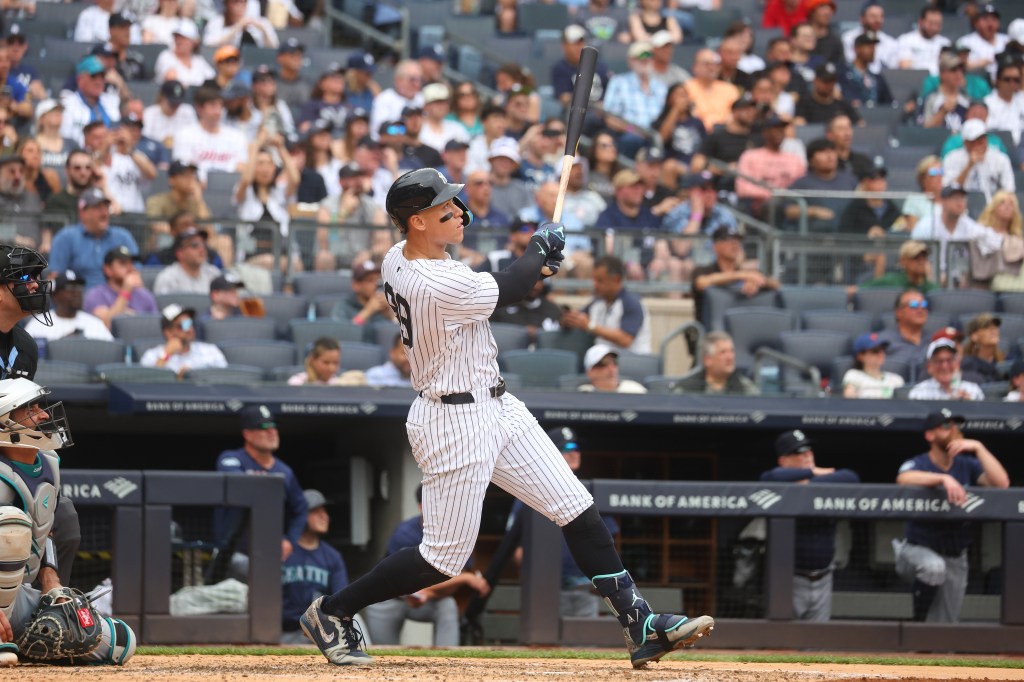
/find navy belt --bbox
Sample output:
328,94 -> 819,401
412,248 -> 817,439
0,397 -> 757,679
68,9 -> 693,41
422,378 -> 506,404
795,567 -> 832,582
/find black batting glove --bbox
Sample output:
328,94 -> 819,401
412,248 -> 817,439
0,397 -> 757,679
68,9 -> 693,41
531,222 -> 566,257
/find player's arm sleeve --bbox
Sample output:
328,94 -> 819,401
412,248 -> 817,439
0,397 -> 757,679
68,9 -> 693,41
491,247 -> 546,308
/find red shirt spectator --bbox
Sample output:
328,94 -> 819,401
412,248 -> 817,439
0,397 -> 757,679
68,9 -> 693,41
762,0 -> 808,37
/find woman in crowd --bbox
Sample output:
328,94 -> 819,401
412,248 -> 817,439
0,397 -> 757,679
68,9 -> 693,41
960,313 -> 1005,385
297,70 -> 347,134
341,110 -> 369,161
842,333 -> 905,398
252,66 -> 297,144
750,74 -> 795,121
303,121 -> 342,199
585,130 -> 623,200
448,82 -> 483,138
203,0 -> 280,48
155,20 -> 215,86
16,137 -> 60,204
1005,359 -> 1024,402
724,20 -> 765,74
234,130 -> 300,270
900,155 -> 943,232
977,191 -> 1024,291
143,0 -> 184,46
653,83 -> 705,186
494,64 -> 540,124
34,100 -> 75,171
629,0 -> 683,45
288,337 -> 367,386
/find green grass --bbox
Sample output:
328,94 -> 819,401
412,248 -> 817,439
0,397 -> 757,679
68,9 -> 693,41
135,646 -> 1024,668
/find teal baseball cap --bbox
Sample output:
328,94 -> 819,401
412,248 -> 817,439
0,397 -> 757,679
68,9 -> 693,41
77,55 -> 105,76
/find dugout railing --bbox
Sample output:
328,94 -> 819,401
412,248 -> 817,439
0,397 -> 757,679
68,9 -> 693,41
519,481 -> 1024,653
62,470 -> 283,645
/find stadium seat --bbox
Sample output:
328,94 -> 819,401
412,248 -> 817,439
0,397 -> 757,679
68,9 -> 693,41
204,172 -> 241,218
47,337 -> 127,369
534,329 -> 593,372
218,340 -> 297,371
368,319 -> 401,347
517,2 -> 568,35
927,290 -> 998,320
643,375 -> 683,394
999,293 -> 1024,315
852,288 -> 903,325
617,351 -> 661,381
156,292 -> 210,313
201,317 -> 277,344
981,381 -> 1011,400
779,330 -> 851,381
691,9 -> 740,42
111,314 -> 163,345
186,365 -> 265,385
882,69 -> 929,104
131,44 -> 165,79
269,364 -> 306,383
34,360 -> 92,385
723,307 -> 796,369
339,341 -> 384,371
95,363 -> 178,383
289,319 -> 365,351
240,45 -> 278,67
892,125 -> 948,151
489,323 -> 531,355
778,286 -> 850,317
704,286 -> 779,331
293,272 -> 349,300
500,349 -> 578,389
557,373 -> 589,391
802,310 -> 873,337
258,294 -> 311,338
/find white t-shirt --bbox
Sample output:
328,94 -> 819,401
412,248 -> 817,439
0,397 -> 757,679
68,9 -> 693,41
142,14 -> 181,47
202,15 -> 280,48
370,88 -> 425,140
105,153 -> 145,214
984,91 -> 1024,145
910,213 -> 1003,277
418,119 -> 470,155
143,102 -> 198,145
942,146 -> 1016,198
1005,390 -> 1022,402
74,6 -> 111,43
896,29 -> 951,75
841,368 -> 904,399
154,50 -> 216,87
957,31 -> 1010,79
26,311 -> 113,341
171,124 -> 248,179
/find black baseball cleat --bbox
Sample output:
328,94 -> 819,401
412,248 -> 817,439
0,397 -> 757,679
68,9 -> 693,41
628,614 -> 715,669
300,597 -> 373,666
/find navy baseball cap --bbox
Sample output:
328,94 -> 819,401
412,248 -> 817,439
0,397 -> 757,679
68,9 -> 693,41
279,37 -> 304,54
240,404 -> 277,430
347,51 -> 376,73
418,44 -> 446,63
547,426 -> 579,452
775,430 -> 814,457
53,270 -> 84,293
923,408 -> 965,431
852,332 -> 888,354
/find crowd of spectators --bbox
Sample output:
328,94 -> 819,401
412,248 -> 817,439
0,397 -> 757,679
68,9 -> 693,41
2,0 -> 1023,399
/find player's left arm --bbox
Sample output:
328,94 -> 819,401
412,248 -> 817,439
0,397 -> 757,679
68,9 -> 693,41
491,223 -> 564,307
954,440 -> 1010,488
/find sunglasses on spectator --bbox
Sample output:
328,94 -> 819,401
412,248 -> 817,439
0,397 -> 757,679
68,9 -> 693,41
904,300 -> 929,309
926,167 -> 943,177
174,318 -> 194,332
633,51 -> 653,60
1001,76 -> 1022,83
543,128 -> 566,137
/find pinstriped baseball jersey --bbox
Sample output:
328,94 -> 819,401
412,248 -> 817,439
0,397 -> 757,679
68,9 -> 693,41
381,240 -> 592,577
381,241 -> 501,398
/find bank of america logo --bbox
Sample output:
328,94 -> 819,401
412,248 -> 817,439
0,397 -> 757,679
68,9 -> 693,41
962,493 -> 985,513
360,402 -> 377,415
1007,418 -> 1022,431
103,477 -> 138,499
749,489 -> 782,510
878,414 -> 894,427
621,410 -> 638,422
226,399 -> 244,412
750,411 -> 766,424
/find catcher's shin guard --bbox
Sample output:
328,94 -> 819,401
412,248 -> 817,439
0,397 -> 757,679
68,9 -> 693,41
0,506 -> 32,619
80,618 -> 136,665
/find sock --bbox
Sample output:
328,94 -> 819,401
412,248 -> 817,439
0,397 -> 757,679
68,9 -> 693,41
592,570 -> 653,646
912,580 -> 938,622
561,504 -> 625,578
321,547 -> 448,617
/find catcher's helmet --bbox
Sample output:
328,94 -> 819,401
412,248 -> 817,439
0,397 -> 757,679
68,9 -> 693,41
0,378 -> 73,451
0,244 -> 51,325
386,168 -> 473,232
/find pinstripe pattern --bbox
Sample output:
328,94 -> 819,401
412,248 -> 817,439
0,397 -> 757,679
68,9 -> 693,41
384,242 -> 592,577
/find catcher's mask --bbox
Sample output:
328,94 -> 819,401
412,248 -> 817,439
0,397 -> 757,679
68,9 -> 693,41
386,168 -> 474,233
0,378 -> 73,451
0,244 -> 52,326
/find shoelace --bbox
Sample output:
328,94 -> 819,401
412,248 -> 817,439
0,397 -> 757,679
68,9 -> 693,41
341,616 -> 366,650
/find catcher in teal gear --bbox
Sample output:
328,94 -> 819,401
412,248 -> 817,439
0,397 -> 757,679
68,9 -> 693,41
0,378 -> 135,667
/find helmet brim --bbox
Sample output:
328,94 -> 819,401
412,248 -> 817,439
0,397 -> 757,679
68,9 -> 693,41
428,182 -> 464,210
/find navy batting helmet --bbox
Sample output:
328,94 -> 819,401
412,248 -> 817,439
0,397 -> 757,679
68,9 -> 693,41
385,168 -> 473,233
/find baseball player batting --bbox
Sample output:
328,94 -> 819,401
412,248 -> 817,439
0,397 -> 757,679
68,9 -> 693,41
300,169 -> 714,668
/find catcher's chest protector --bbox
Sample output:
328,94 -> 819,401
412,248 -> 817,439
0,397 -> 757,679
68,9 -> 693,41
0,451 -> 59,584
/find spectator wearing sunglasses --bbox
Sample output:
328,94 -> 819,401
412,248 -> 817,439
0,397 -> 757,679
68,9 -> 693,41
879,290 -> 934,368
140,303 -> 227,377
602,42 -> 668,159
900,155 -> 944,233
983,62 -> 1024,147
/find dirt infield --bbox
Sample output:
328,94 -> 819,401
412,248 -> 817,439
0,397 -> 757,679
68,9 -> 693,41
11,654 -> 1024,681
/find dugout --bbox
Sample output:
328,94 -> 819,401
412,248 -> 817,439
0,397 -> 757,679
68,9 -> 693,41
53,382 -> 1024,647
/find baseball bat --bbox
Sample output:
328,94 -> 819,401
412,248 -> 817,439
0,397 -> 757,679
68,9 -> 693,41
543,44 -> 599,276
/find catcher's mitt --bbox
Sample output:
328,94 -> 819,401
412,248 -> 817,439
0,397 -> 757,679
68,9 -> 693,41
17,587 -> 103,662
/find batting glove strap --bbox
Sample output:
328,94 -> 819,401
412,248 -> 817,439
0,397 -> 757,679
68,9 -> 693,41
532,222 -> 566,256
